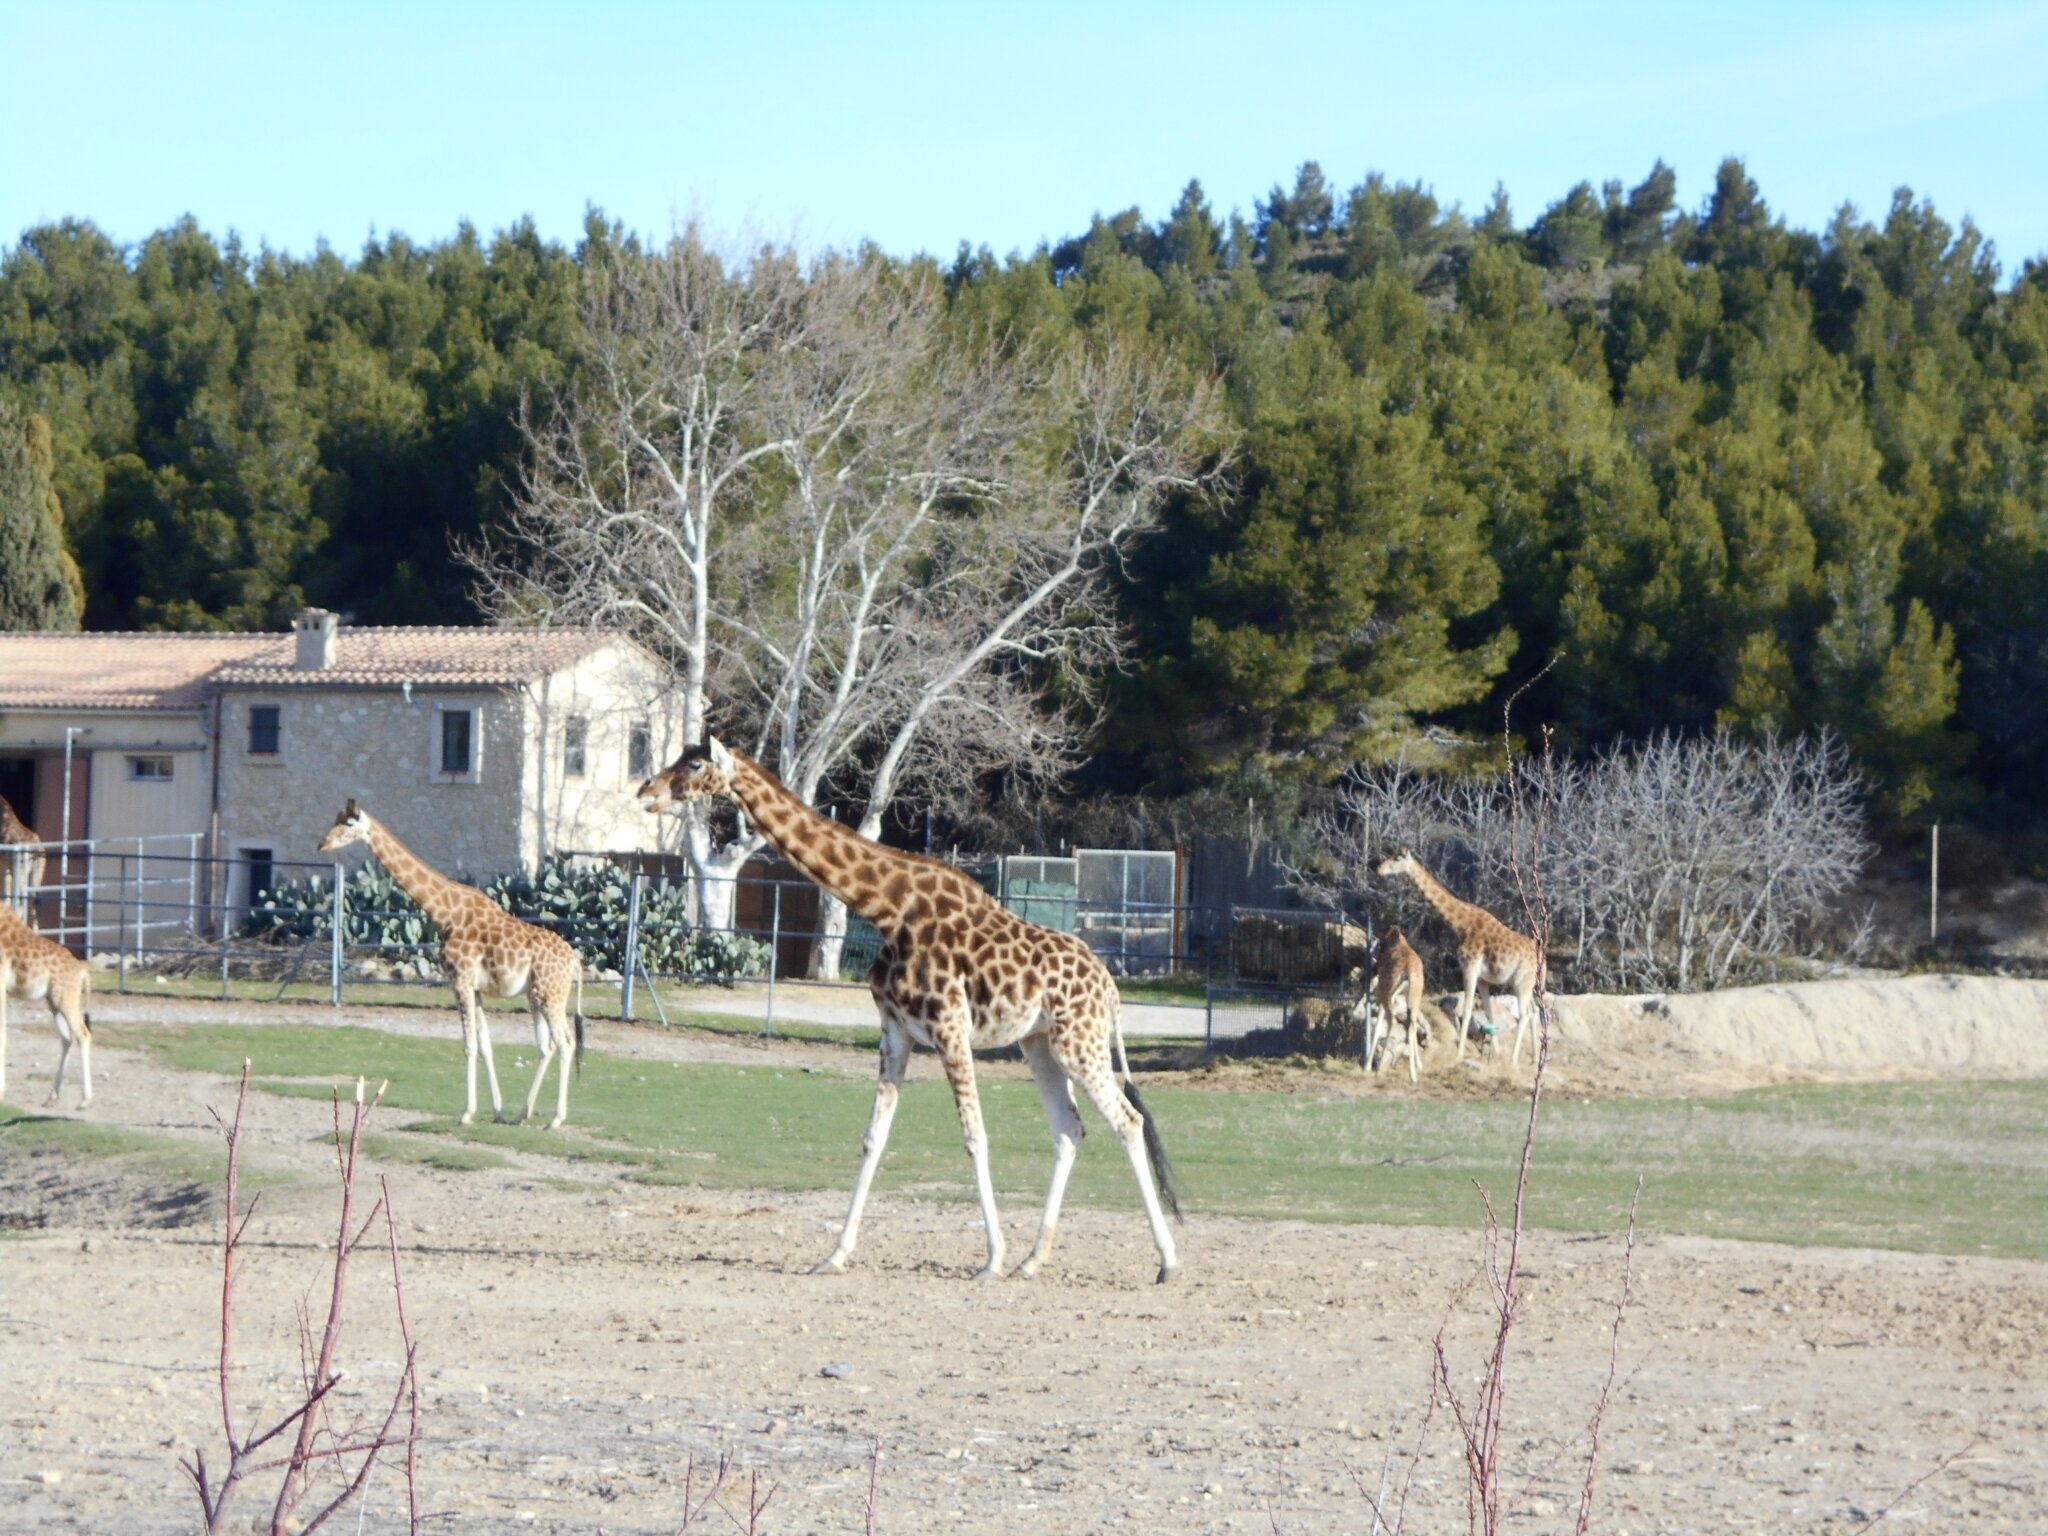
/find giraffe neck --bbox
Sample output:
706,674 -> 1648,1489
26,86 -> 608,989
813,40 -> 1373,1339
725,752 -> 949,928
1405,860 -> 1488,935
362,815 -> 475,932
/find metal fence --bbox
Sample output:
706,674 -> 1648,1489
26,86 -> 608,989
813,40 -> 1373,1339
8,839 -> 1375,1047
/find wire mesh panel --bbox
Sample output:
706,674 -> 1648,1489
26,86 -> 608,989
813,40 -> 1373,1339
1075,848 -> 1177,974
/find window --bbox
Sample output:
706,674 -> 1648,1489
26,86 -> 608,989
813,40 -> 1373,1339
440,708 -> 473,775
248,705 -> 281,755
563,714 -> 588,778
628,723 -> 651,781
128,756 -> 174,782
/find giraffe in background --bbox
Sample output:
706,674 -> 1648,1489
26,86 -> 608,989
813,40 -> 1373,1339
318,802 -> 587,1128
0,793 -> 45,913
639,737 -> 1181,1284
0,899 -> 91,1109
1376,850 -> 1542,1066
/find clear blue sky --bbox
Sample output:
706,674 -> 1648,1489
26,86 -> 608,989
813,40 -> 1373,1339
6,0 -> 2046,273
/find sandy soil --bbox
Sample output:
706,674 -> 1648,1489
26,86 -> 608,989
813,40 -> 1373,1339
2,993 -> 2045,1533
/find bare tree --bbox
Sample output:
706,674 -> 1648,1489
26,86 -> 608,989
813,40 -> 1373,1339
1312,731 -> 1870,991
475,226 -> 1226,949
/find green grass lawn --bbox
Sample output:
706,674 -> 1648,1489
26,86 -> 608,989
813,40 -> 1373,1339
99,1021 -> 2048,1260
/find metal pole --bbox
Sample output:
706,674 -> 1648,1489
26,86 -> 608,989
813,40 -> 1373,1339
330,862 -> 345,1007
1929,822 -> 1940,944
117,852 -> 130,993
764,882 -> 781,1037
1205,922 -> 1215,1051
187,835 -> 199,937
219,859 -> 231,999
83,843 -> 96,956
622,871 -> 643,1021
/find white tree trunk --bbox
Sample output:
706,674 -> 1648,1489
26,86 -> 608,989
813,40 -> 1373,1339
806,809 -> 885,979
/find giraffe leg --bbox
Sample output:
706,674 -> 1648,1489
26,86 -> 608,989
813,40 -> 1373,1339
46,1000 -> 72,1108
518,1000 -> 556,1126
1454,958 -> 1482,1060
1508,981 -> 1536,1067
1015,1033 -> 1085,1280
1068,1048 -> 1179,1284
473,994 -> 507,1122
453,983 -> 481,1125
930,1007 -> 1005,1281
1405,993 -> 1421,1084
814,1016 -> 910,1275
550,997 -> 573,1130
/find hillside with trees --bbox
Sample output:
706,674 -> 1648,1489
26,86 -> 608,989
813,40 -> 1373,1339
3,158 -> 2045,835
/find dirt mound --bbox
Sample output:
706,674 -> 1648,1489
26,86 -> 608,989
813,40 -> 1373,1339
0,1146 -> 218,1233
1557,974 -> 2048,1087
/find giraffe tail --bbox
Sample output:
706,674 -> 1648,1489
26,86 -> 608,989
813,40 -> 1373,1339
573,963 -> 587,1077
1114,1003 -> 1181,1223
80,969 -> 93,1040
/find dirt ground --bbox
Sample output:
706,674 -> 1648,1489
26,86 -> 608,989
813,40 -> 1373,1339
2,994 -> 2045,1533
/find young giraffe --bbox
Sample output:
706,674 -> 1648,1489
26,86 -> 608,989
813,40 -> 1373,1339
0,793 -> 45,913
0,899 -> 92,1109
318,802 -> 586,1128
639,738 -> 1181,1284
1376,850 -> 1542,1067
1366,924 -> 1427,1082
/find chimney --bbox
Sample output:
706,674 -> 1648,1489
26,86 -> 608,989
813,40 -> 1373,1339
294,608 -> 339,670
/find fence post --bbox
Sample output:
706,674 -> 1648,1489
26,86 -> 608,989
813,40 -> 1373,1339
622,871 -> 643,1022
1205,922 -> 1215,1051
83,843 -> 97,957
117,852 -> 130,993
764,882 -> 781,1037
330,862 -> 345,1007
219,859 -> 231,999
187,835 -> 200,938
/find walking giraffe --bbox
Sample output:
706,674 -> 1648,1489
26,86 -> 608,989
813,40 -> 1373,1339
1376,849 -> 1542,1066
638,737 -> 1181,1283
0,793 -> 44,913
0,899 -> 91,1109
318,802 -> 586,1128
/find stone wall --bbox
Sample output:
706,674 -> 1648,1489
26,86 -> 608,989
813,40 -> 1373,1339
217,687 -> 530,883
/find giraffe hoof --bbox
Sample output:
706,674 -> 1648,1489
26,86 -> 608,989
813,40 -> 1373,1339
458,1112 -> 475,1127
809,1254 -> 848,1276
971,1263 -> 1004,1284
1155,1262 -> 1180,1285
547,1116 -> 565,1130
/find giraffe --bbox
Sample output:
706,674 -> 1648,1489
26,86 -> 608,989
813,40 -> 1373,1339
317,802 -> 586,1128
0,899 -> 92,1109
0,793 -> 45,913
1375,849 -> 1542,1067
1366,924 -> 1427,1082
638,737 -> 1181,1284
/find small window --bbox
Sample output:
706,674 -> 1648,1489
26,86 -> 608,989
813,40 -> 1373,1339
248,705 -> 280,755
564,715 -> 588,778
628,723 -> 651,780
128,756 -> 174,782
440,709 -> 473,775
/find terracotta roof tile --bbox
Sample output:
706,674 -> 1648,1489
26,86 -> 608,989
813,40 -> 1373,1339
212,627 -> 617,688
0,627 -> 630,710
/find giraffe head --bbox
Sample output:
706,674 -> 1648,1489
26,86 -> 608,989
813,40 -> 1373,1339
1375,849 -> 1417,880
637,736 -> 737,813
318,799 -> 372,854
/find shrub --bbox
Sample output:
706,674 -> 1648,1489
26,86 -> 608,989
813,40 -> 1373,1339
243,857 -> 769,983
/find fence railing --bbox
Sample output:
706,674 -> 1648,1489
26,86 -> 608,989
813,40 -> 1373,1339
9,841 -> 1372,1046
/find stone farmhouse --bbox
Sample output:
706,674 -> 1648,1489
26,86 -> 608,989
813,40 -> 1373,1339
0,610 -> 681,924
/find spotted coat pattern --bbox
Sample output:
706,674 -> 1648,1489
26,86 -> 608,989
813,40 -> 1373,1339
319,802 -> 585,1128
1377,850 -> 1541,1067
0,899 -> 91,1109
639,739 -> 1180,1283
1368,924 -> 1428,1082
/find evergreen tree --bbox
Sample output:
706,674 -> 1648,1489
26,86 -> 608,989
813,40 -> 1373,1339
0,402 -> 82,629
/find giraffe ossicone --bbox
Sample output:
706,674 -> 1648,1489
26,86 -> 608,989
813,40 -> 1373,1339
639,735 -> 1182,1284
318,802 -> 587,1129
